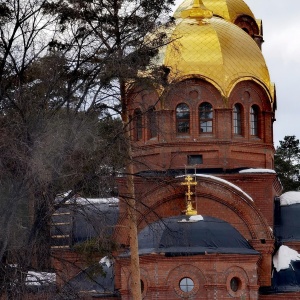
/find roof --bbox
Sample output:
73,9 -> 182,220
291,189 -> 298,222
260,261 -> 300,295
51,198 -> 119,248
124,215 -> 259,257
274,203 -> 300,242
162,15 -> 272,100
62,263 -> 118,298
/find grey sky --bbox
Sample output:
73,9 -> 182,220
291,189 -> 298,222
173,0 -> 300,146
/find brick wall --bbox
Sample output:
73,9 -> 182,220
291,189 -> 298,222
116,254 -> 260,300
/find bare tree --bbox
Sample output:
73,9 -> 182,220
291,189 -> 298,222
42,1 -> 175,298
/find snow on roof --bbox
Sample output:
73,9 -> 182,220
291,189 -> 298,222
67,197 -> 119,205
26,271 -> 56,286
280,192 -> 300,206
185,174 -> 253,202
178,215 -> 204,223
239,168 -> 276,174
273,245 -> 300,272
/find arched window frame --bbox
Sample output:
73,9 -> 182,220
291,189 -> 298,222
147,106 -> 157,139
199,102 -> 213,133
134,108 -> 143,141
176,103 -> 190,135
250,105 -> 259,137
233,103 -> 243,135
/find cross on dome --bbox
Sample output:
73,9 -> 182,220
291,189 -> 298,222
181,175 -> 198,216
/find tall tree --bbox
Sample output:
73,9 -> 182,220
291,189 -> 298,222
0,1 -> 125,297
275,135 -> 300,192
43,1 -> 175,298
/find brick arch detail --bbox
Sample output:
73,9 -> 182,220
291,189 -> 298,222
164,78 -> 224,110
134,176 -> 272,241
228,80 -> 272,111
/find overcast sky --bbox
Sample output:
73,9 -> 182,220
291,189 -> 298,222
173,0 -> 300,146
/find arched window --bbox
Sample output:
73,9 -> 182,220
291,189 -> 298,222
134,108 -> 143,140
233,104 -> 242,135
176,103 -> 190,134
250,105 -> 259,136
147,106 -> 157,139
199,102 -> 213,133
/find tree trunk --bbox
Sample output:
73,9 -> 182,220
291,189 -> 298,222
120,81 -> 142,300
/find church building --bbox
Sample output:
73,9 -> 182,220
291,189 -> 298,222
113,0 -> 300,299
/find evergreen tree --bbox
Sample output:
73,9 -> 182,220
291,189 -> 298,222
43,1 -> 175,298
275,135 -> 300,192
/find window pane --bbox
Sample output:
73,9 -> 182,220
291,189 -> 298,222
176,103 -> 190,134
250,106 -> 258,136
199,102 -> 213,133
233,104 -> 242,135
188,155 -> 203,165
134,109 -> 143,140
148,107 -> 157,138
179,277 -> 194,293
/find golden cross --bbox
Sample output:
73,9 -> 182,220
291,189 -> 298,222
181,175 -> 198,215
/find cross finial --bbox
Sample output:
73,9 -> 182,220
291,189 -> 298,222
180,0 -> 213,20
181,175 -> 198,215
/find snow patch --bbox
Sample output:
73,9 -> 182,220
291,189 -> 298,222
178,215 -> 204,223
280,191 -> 300,206
26,271 -> 56,286
273,245 -> 300,272
99,256 -> 113,268
189,215 -> 204,222
68,197 -> 119,205
239,168 -> 276,174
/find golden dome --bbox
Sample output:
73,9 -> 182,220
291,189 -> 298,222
174,0 -> 255,23
161,0 -> 273,102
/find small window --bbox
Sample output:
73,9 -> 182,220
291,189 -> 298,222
250,105 -> 259,136
176,103 -> 190,134
140,280 -> 144,293
199,102 -> 213,133
179,277 -> 194,293
233,104 -> 242,135
147,106 -> 157,139
188,155 -> 203,165
134,109 -> 143,140
230,277 -> 241,293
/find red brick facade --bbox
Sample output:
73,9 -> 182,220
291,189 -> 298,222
114,73 -> 281,298
117,255 -> 260,299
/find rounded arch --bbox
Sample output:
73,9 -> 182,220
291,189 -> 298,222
234,15 -> 259,37
133,175 -> 272,242
164,77 -> 224,113
228,78 -> 274,109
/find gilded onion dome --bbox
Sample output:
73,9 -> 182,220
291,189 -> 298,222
161,0 -> 274,103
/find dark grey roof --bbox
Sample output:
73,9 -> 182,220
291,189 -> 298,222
51,200 -> 119,247
275,203 -> 300,242
123,215 -> 258,257
60,264 -> 118,299
260,260 -> 300,295
72,202 -> 119,244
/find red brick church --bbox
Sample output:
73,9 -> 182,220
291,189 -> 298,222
52,0 -> 300,299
